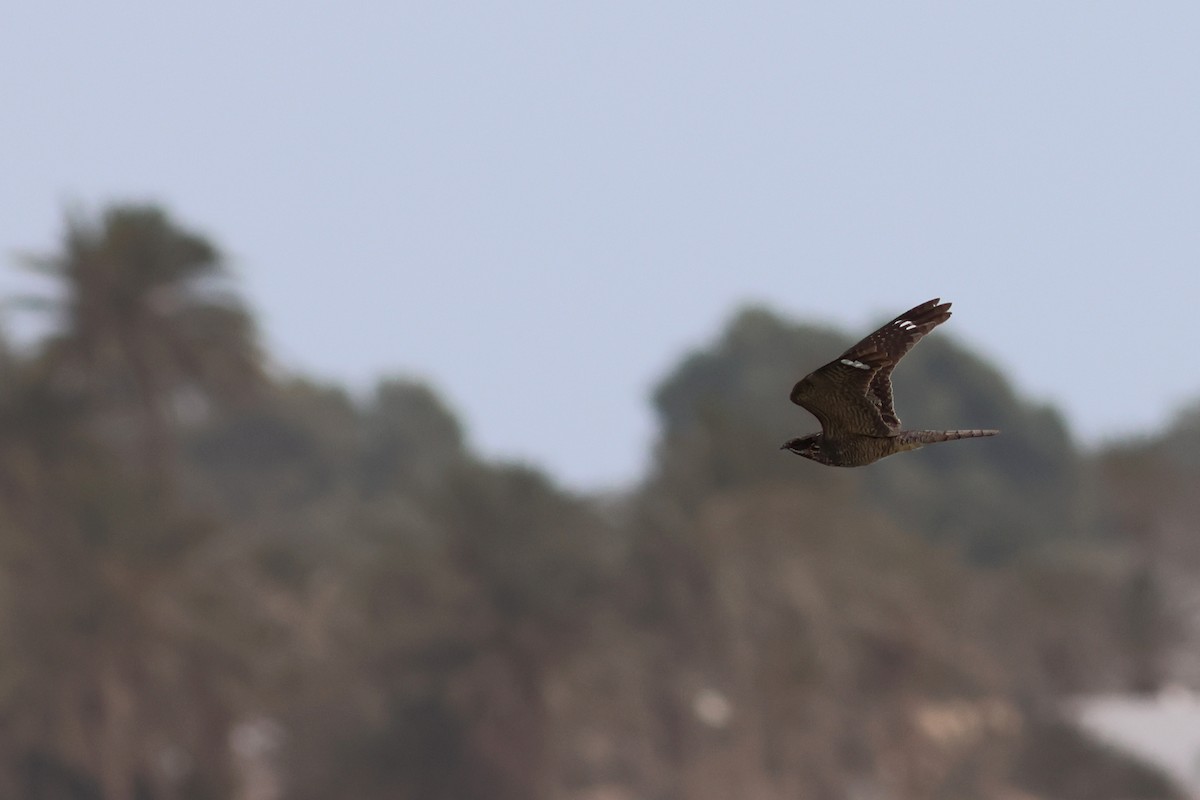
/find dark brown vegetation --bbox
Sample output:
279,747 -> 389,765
0,205 -> 1195,799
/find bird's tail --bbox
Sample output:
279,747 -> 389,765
896,429 -> 999,452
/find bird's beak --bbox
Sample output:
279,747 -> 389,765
779,443 -> 788,450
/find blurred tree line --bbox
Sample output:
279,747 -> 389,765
0,204 -> 1195,800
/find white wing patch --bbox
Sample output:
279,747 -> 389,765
840,358 -> 871,370
894,319 -> 918,331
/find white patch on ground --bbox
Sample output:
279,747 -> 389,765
1072,687 -> 1200,794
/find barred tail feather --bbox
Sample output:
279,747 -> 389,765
897,429 -> 1000,451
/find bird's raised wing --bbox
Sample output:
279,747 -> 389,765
790,298 -> 952,436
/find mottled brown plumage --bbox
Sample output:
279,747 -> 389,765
782,299 -> 998,467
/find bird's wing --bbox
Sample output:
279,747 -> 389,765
790,354 -> 889,436
868,365 -> 902,430
853,298 -> 951,430
790,298 -> 952,436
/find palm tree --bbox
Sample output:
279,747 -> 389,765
3,212 -> 265,798
15,204 -> 263,475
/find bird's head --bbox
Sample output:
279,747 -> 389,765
781,433 -> 825,463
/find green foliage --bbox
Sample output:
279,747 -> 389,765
0,346 -> 245,800
3,205 -> 1195,799
14,204 -> 263,477
359,378 -> 467,495
1159,399 -> 1200,471
186,379 -> 361,515
652,304 -> 1084,563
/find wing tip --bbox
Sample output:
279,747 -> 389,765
909,298 -> 952,327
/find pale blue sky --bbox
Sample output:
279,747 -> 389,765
3,3 -> 1199,488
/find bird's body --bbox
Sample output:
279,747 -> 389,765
782,299 -> 998,467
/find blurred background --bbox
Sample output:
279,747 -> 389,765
2,3 -> 1200,799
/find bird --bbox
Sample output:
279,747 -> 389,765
781,298 -> 998,467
